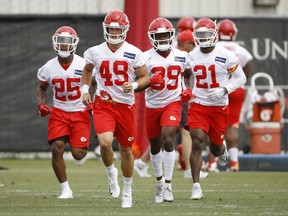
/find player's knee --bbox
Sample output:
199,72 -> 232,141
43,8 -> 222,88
100,143 -> 112,153
163,140 -> 174,152
71,148 -> 87,160
162,134 -> 175,151
120,147 -> 133,160
191,138 -> 202,151
150,144 -> 161,155
51,141 -> 65,156
210,145 -> 222,156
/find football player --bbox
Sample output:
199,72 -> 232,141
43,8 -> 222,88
36,26 -> 92,199
186,18 -> 246,199
144,17 -> 193,203
206,19 -> 253,172
81,10 -> 149,208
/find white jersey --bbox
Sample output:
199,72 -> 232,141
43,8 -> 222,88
144,47 -> 190,108
218,41 -> 253,85
189,44 -> 240,106
37,54 -> 86,112
217,41 -> 253,69
84,41 -> 146,105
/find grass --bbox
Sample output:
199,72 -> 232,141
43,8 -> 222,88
0,158 -> 288,215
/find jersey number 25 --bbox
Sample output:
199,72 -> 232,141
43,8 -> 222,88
52,77 -> 81,101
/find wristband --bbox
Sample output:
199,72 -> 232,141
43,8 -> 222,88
132,82 -> 139,90
81,84 -> 90,94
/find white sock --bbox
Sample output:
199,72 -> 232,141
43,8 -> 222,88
164,182 -> 172,189
163,150 -> 175,181
122,177 -> 132,195
150,151 -> 163,178
60,181 -> 71,192
106,164 -> 116,177
138,159 -> 148,167
156,177 -> 164,186
228,147 -> 238,162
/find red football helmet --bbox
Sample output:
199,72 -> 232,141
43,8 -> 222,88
193,18 -> 218,48
218,19 -> 238,41
52,26 -> 79,58
178,29 -> 195,43
177,17 -> 197,33
102,10 -> 130,44
148,18 -> 175,51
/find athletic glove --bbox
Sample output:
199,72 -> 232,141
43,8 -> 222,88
180,88 -> 194,102
150,74 -> 164,90
38,103 -> 52,117
207,87 -> 228,101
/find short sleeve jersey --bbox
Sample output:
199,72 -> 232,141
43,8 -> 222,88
189,44 -> 240,106
144,47 -> 190,108
37,54 -> 86,112
84,41 -> 146,105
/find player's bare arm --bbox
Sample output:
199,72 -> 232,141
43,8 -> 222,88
36,81 -> 52,116
36,81 -> 49,104
135,64 -> 150,88
122,64 -> 149,93
81,63 -> 94,105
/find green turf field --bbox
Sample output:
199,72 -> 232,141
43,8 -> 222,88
0,158 -> 287,215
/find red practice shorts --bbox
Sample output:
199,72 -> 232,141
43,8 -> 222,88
228,87 -> 245,127
92,98 -> 136,148
48,107 -> 91,148
185,103 -> 229,145
146,101 -> 182,138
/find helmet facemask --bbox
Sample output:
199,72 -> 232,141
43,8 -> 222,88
52,33 -> 79,58
103,22 -> 129,44
193,18 -> 219,48
148,29 -> 175,51
102,10 -> 130,45
194,27 -> 218,48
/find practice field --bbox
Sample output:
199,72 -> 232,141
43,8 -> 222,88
0,158 -> 287,215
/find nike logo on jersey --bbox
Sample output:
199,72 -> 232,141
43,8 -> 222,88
222,106 -> 227,110
124,52 -> 136,59
175,56 -> 185,62
75,69 -> 82,75
170,116 -> 176,121
215,56 -> 226,63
